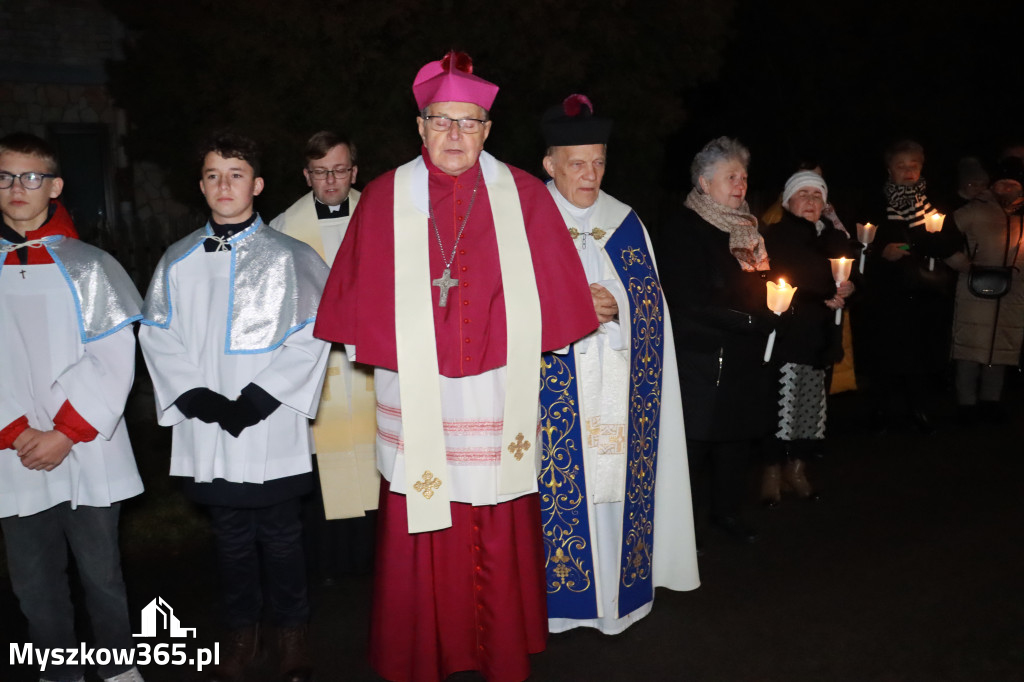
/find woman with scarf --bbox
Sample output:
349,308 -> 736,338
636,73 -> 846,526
659,137 -> 776,546
862,140 -> 953,433
759,172 -> 856,506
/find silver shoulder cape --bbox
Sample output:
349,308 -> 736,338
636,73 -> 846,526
141,217 -> 330,354
0,235 -> 143,343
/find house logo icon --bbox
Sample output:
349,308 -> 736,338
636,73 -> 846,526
133,597 -> 197,638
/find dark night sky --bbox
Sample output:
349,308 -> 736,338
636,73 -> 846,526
106,0 -> 1024,227
664,0 -> 1024,218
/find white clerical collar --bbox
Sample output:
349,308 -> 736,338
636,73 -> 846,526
314,196 -> 348,213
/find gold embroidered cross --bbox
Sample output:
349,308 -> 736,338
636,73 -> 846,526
321,366 -> 341,401
508,433 -> 531,461
413,470 -> 442,499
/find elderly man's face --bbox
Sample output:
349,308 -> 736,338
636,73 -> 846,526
303,144 -> 357,207
543,144 -> 606,209
888,153 -> 923,186
787,186 -> 825,223
417,101 -> 491,177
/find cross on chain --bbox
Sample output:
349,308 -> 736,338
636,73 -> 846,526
432,267 -> 459,307
20,269 -> 27,279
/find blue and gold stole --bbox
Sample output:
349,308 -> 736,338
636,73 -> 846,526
540,211 -> 666,619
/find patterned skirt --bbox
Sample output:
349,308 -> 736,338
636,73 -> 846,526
776,362 -> 827,441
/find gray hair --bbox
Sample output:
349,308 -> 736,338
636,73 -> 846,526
690,136 -> 750,189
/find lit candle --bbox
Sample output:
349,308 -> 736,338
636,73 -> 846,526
925,213 -> 944,271
857,222 -> 877,274
829,257 -> 852,325
764,279 -> 798,361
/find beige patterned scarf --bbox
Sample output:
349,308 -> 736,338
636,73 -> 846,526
685,188 -> 769,271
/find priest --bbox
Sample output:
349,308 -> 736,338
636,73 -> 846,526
538,95 -> 700,635
314,52 -> 598,682
271,131 -> 378,579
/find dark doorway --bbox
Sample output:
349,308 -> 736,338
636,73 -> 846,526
48,123 -> 116,251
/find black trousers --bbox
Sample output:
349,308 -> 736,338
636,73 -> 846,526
686,438 -> 751,525
207,497 -> 309,630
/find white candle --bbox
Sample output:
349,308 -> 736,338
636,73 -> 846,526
925,213 -> 944,271
829,257 -> 852,325
764,279 -> 797,361
857,222 -> 877,274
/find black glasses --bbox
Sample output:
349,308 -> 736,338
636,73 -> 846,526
307,167 -> 353,180
423,116 -> 487,133
0,171 -> 58,190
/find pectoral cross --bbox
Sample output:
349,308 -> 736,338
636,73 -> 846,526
19,269 -> 26,279
432,267 -> 459,307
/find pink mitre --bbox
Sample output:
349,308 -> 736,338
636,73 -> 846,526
413,50 -> 499,111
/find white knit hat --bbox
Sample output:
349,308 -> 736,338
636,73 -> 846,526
782,171 -> 828,208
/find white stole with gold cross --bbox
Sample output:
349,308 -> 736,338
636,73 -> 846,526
393,151 -> 542,533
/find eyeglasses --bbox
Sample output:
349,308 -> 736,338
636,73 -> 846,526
0,171 -> 58,190
423,116 -> 487,134
307,167 -> 353,180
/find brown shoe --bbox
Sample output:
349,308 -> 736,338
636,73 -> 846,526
760,464 -> 782,507
277,625 -> 313,682
782,459 -> 815,499
208,625 -> 260,682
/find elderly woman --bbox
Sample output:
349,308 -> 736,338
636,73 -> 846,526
939,157 -> 1024,423
759,172 -> 855,505
659,137 -> 775,544
862,140 -> 953,432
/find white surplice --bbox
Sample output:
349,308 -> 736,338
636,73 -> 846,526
139,247 -> 329,484
546,184 -> 700,634
0,263 -> 142,517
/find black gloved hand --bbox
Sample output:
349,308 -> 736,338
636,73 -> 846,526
174,388 -> 233,423
219,383 -> 282,438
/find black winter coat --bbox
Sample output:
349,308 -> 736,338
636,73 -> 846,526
658,206 -> 776,442
761,211 -> 853,368
861,199 -> 955,374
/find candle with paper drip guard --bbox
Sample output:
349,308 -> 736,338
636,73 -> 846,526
764,279 -> 797,362
829,257 -> 853,325
856,222 -> 877,274
924,213 -> 944,271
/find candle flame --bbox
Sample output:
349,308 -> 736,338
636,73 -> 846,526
778,278 -> 787,288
